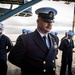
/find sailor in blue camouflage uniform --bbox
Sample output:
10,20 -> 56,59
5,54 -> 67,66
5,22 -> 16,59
22,29 -> 27,35
0,23 -> 13,75
22,29 -> 32,35
8,7 -> 58,75
59,30 -> 75,75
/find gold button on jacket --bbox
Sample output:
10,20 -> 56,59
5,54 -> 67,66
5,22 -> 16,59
43,69 -> 46,72
43,61 -> 46,64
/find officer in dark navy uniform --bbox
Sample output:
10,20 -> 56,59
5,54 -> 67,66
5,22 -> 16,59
59,30 -> 75,75
8,7 -> 58,75
0,23 -> 13,75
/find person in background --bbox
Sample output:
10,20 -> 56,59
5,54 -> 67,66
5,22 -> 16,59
61,32 -> 68,41
22,29 -> 31,35
50,31 -> 59,46
8,7 -> 58,75
55,32 -> 59,59
55,32 -> 59,46
59,30 -> 75,75
22,29 -> 27,35
50,31 -> 59,59
0,23 -> 13,75
26,30 -> 32,34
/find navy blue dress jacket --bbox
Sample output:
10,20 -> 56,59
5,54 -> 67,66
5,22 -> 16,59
8,30 -> 58,75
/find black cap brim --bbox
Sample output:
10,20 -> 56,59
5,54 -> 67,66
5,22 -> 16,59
43,19 -> 54,23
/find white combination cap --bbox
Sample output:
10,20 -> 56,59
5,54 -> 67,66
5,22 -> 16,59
35,7 -> 57,23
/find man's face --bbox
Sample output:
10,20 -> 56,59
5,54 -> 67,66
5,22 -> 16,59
68,35 -> 73,39
37,17 -> 53,34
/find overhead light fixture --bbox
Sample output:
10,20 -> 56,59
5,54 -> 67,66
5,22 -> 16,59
15,0 -> 32,17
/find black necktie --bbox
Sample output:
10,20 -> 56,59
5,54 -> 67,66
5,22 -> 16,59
43,36 -> 50,49
43,36 -> 47,45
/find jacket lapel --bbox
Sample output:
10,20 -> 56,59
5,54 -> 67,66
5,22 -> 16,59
48,34 -> 54,52
33,30 -> 48,53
